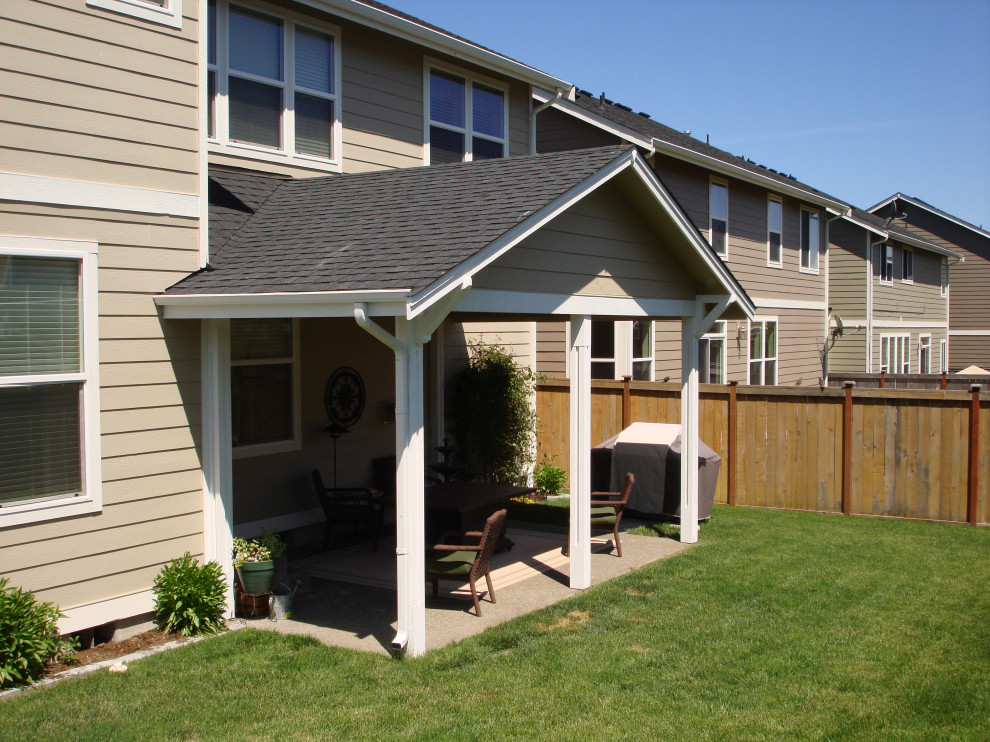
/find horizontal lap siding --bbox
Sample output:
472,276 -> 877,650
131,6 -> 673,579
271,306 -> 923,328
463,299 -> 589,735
536,107 -> 622,153
535,321 -> 566,377
445,321 -> 533,385
872,240 -> 947,321
828,220 -> 867,318
948,335 -> 990,370
0,0 -> 199,193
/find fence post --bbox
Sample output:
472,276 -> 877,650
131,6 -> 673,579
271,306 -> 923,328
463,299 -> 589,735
969,384 -> 982,525
842,381 -> 855,516
879,370 -> 885,389
941,371 -> 947,391
621,375 -> 632,430
728,381 -> 738,506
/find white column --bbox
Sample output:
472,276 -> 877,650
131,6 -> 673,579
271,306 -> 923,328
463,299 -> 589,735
680,314 -> 700,544
568,315 -> 592,588
201,318 -> 234,614
393,318 -> 427,656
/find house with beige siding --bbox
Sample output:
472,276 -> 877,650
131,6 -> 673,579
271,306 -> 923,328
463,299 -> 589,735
826,209 -> 959,375
2,0 -> 755,657
869,194 -> 989,371
532,89 -> 855,387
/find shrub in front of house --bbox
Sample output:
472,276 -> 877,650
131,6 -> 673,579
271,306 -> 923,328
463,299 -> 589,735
0,577 -> 76,689
152,553 -> 228,637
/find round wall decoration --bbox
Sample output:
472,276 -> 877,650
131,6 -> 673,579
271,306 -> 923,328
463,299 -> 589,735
324,366 -> 366,429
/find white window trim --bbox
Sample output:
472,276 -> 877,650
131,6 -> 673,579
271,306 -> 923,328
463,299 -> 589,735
747,317 -> 778,386
231,317 -> 302,459
423,57 -> 510,165
901,247 -> 914,284
208,0 -> 343,172
1,237 -> 102,528
590,320 -> 619,380
87,0 -> 183,29
918,333 -> 931,373
879,333 -> 910,374
630,320 -> 654,382
879,243 -> 894,284
709,178 -> 729,257
940,339 -> 948,373
767,195 -> 783,268
699,321 -> 726,384
799,206 -> 820,274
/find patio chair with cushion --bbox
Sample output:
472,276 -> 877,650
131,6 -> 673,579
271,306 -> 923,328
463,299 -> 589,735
312,468 -> 384,552
425,508 -> 507,617
564,472 -> 635,557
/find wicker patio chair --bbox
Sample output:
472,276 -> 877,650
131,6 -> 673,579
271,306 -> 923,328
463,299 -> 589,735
564,472 -> 635,557
312,468 -> 384,551
425,508 -> 507,616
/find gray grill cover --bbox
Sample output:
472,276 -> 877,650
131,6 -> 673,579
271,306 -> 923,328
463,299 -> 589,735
591,422 -> 721,520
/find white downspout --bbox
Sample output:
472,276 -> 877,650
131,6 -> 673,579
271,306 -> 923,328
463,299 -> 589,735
531,87 -> 564,153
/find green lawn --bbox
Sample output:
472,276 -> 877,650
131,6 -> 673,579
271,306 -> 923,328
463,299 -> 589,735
4,506 -> 989,741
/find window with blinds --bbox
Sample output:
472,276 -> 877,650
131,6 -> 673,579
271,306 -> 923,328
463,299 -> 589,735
427,65 -> 506,164
0,255 -> 84,506
207,0 -> 338,163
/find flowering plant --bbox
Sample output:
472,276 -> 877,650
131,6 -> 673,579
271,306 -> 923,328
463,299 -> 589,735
232,530 -> 285,568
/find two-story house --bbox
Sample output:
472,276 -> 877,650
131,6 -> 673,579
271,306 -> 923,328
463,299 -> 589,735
530,89 -> 851,387
2,0 -> 753,657
827,208 -> 959,375
869,194 -> 989,371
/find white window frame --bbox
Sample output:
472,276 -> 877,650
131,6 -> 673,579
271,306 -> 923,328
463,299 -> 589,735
940,257 -> 948,297
231,317 -> 302,459
0,237 -> 102,527
87,0 -> 183,29
423,58 -> 510,165
879,244 -> 894,284
901,247 -> 914,284
747,317 -> 778,386
699,321 -> 726,384
940,339 -> 948,373
629,320 -> 654,382
590,320 -> 618,380
879,334 -> 910,374
709,178 -> 729,257
208,0 -> 343,171
767,196 -> 783,268
918,334 -> 931,374
799,207 -> 820,273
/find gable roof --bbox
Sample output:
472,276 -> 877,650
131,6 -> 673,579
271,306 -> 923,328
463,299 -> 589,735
842,207 -> 962,260
868,193 -> 990,241
535,89 -> 849,214
162,146 -> 754,320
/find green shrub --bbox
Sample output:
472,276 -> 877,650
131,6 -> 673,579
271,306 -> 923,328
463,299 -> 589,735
0,577 -> 72,689
152,553 -> 228,637
533,462 -> 567,497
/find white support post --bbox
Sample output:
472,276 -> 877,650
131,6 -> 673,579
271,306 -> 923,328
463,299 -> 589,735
680,312 -> 700,544
568,315 -> 592,588
201,319 -> 234,614
393,318 -> 427,657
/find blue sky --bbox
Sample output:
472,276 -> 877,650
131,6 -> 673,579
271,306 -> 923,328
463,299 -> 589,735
396,0 -> 990,229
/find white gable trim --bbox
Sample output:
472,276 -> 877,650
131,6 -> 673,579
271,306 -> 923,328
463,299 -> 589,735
455,290 -> 697,317
869,193 -> 990,241
156,289 -> 410,319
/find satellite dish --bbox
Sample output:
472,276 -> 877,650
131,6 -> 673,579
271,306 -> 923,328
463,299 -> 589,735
832,314 -> 844,337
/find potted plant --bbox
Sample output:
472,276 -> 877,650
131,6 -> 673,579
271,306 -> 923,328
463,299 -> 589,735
232,531 -> 285,595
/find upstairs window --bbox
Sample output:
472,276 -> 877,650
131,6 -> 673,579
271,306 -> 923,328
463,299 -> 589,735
901,247 -> 913,283
880,244 -> 894,284
709,181 -> 728,256
208,0 -> 340,166
940,257 -> 948,297
800,208 -> 819,272
767,197 -> 782,267
427,65 -> 507,164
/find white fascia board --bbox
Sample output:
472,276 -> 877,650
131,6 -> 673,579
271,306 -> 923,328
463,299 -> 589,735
533,89 -> 653,148
299,1 -> 570,92
156,289 -> 410,319
751,297 -> 828,312
841,213 -> 963,261
868,193 -> 990,241
0,172 -> 198,218
407,148 -> 639,318
842,213 -> 888,238
873,319 -> 948,329
455,289 -> 697,318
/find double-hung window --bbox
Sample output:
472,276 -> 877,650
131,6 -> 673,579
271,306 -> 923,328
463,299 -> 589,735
208,0 -> 341,166
919,335 -> 931,374
940,257 -> 948,297
590,320 -> 616,380
901,247 -> 914,283
748,319 -> 777,385
879,244 -> 894,283
698,321 -> 726,384
1,238 -> 101,526
427,64 -> 507,164
940,339 -> 948,373
709,180 -> 728,256
800,207 -> 819,272
231,318 -> 301,457
631,320 -> 653,381
879,334 -> 910,374
767,197 -> 782,267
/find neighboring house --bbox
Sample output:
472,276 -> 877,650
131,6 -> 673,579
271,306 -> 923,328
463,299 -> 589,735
827,209 -> 959,375
532,89 -> 853,386
869,194 -> 990,371
1,0 -> 753,657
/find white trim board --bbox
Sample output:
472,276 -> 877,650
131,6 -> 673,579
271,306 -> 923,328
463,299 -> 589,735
59,590 -> 155,635
0,172 -> 199,219
87,0 -> 183,28
455,290 -> 698,317
751,297 -> 827,311
872,319 -> 948,329
869,193 -> 990,241
156,290 -> 410,319
949,330 -> 990,336
234,507 -> 325,539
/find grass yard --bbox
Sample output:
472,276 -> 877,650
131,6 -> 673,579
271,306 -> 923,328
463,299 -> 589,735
3,506 -> 988,741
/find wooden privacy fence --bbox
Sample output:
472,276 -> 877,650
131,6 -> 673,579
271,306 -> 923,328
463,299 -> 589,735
536,379 -> 989,525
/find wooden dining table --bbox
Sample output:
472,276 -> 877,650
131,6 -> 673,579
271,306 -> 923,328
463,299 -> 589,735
425,481 -> 535,544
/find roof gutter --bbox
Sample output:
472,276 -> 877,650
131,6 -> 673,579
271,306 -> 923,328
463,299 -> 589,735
841,214 -> 963,261
304,1 -> 572,91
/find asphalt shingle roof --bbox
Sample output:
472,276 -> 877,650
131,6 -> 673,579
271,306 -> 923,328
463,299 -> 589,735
167,146 -> 634,297
568,91 -> 846,206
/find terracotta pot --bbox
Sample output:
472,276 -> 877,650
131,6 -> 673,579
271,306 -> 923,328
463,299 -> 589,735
236,560 -> 274,595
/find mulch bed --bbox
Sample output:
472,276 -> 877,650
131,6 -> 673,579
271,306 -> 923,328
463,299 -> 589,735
44,630 -> 177,676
